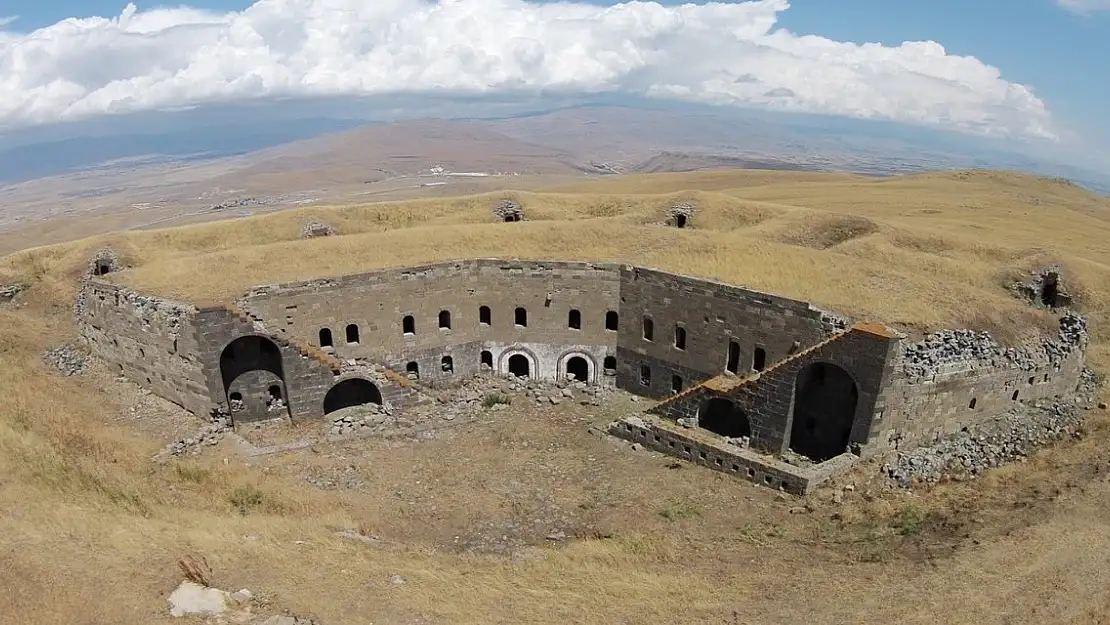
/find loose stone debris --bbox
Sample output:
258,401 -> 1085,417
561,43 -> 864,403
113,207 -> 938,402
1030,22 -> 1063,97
883,368 -> 1100,487
156,416 -> 232,459
901,312 -> 1088,378
42,343 -> 88,376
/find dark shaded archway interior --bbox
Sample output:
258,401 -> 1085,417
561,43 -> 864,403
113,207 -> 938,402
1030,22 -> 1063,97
480,350 -> 494,368
789,362 -> 859,462
323,378 -> 383,414
219,335 -> 285,395
508,354 -> 531,378
698,397 -> 751,438
565,356 -> 589,382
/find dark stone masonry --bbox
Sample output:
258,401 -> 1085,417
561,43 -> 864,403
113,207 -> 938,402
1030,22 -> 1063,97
74,257 -> 1090,493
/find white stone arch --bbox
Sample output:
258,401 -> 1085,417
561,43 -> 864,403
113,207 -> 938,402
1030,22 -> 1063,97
497,346 -> 539,379
557,350 -> 597,385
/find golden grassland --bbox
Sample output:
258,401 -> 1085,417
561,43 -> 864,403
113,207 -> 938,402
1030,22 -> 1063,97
1,168 -> 1110,624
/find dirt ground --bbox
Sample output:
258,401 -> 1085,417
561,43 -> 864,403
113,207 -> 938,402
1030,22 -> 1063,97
3,168 -> 1110,624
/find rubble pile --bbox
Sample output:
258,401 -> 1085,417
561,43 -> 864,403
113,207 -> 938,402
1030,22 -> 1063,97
901,312 -> 1088,378
157,416 -> 232,458
883,368 -> 1100,487
42,344 -> 88,376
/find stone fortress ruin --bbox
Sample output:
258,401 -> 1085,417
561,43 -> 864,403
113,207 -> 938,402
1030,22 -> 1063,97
74,251 -> 1089,494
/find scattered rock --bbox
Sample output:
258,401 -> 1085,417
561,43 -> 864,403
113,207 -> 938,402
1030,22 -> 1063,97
0,283 -> 24,303
167,581 -> 231,618
389,574 -> 406,585
156,416 -> 231,459
42,343 -> 88,376
883,368 -> 1099,487
901,312 -> 1088,378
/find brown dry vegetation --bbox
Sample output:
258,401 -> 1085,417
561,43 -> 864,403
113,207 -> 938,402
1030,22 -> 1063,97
2,168 -> 1110,624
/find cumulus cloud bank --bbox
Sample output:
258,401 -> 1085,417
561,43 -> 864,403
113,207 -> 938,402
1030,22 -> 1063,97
0,0 -> 1055,139
1057,0 -> 1110,13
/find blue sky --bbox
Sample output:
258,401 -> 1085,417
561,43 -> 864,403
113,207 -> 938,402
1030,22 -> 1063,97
2,0 -> 1108,168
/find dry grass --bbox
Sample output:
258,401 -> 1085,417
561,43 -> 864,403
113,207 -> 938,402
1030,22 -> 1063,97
1,167 -> 1110,624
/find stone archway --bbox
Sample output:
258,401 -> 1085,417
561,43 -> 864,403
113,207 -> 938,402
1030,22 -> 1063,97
698,397 -> 751,438
508,354 -> 531,378
323,378 -> 383,414
565,356 -> 590,383
219,335 -> 288,420
789,362 -> 858,462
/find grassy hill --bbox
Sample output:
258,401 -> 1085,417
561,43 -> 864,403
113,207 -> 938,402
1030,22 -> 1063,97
1,168 -> 1109,624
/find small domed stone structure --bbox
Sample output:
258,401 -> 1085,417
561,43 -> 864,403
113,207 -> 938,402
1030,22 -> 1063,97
494,199 -> 524,223
666,202 -> 696,228
89,248 -> 120,277
300,221 -> 337,239
1014,266 -> 1073,308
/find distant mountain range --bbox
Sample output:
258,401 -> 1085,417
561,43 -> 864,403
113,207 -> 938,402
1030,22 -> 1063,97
0,100 -> 1106,230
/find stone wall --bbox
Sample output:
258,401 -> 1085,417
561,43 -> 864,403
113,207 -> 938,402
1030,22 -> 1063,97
649,324 -> 900,456
236,259 -> 622,385
75,279 -> 211,416
615,265 -> 847,399
872,315 -> 1089,454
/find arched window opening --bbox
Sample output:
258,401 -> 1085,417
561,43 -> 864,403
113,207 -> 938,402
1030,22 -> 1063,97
479,306 -> 491,325
639,364 -> 651,386
514,307 -> 528,327
346,324 -> 360,344
480,350 -> 494,369
319,328 -> 333,348
753,347 -> 766,371
603,356 -> 617,374
671,375 -> 683,394
674,326 -> 686,350
605,311 -> 619,331
439,310 -> 452,330
405,361 -> 420,379
402,315 -> 416,335
568,309 -> 582,330
726,340 -> 740,374
441,355 -> 454,373
642,317 -> 654,341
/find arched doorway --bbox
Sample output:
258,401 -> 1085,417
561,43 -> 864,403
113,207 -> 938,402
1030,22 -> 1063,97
323,378 -> 383,414
219,335 -> 288,420
698,397 -> 751,438
565,356 -> 590,383
220,335 -> 284,393
789,362 -> 858,462
508,354 -> 531,378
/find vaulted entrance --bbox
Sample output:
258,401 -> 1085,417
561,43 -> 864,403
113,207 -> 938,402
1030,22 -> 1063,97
789,362 -> 858,462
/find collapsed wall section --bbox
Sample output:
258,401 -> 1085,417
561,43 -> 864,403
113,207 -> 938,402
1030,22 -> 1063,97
75,279 -> 211,416
873,313 -> 1089,453
235,259 -> 622,384
615,265 -> 849,399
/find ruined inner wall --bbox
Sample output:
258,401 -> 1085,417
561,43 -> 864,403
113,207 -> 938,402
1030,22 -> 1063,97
615,265 -> 848,399
236,259 -> 623,384
872,316 -> 1088,454
76,279 -> 212,417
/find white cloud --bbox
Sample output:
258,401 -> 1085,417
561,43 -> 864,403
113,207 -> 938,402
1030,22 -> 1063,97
0,16 -> 17,28
0,0 -> 1056,139
1057,0 -> 1110,14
